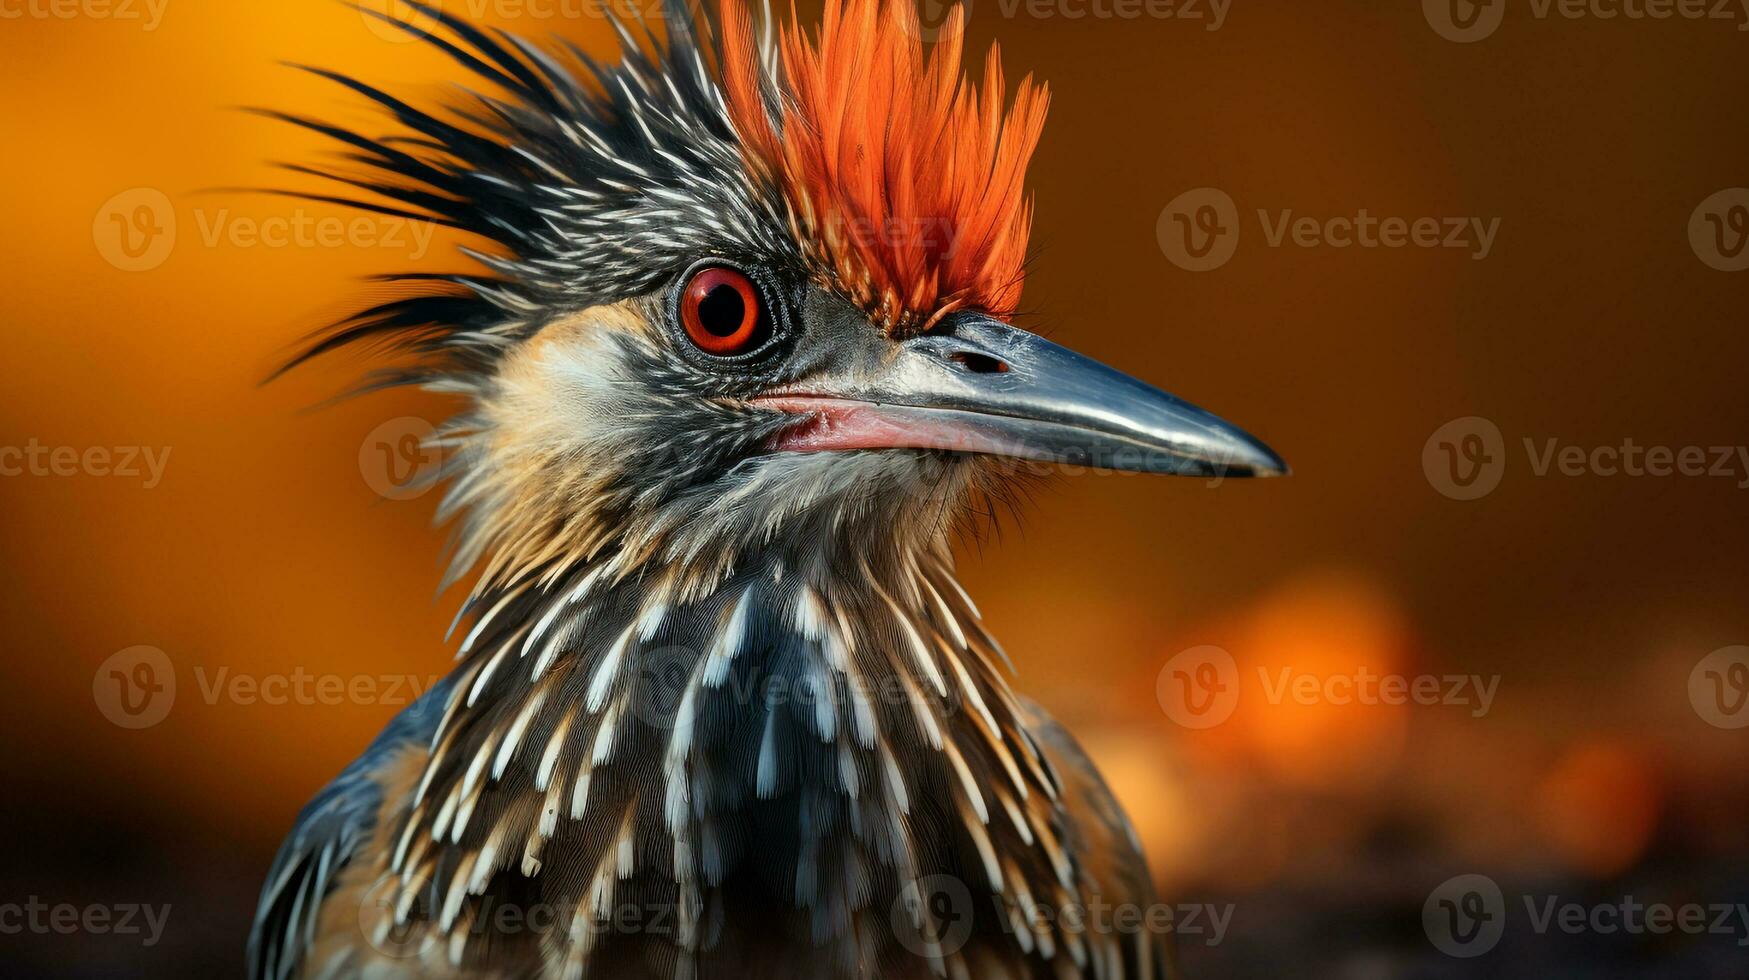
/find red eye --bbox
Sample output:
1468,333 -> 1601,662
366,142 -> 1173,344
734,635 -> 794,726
680,266 -> 765,356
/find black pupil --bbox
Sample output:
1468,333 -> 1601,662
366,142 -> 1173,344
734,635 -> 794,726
697,283 -> 747,337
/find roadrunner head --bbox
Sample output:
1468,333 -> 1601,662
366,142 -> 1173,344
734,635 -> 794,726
282,0 -> 1283,601
258,2 -> 1287,975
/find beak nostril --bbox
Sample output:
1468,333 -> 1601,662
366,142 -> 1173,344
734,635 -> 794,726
948,351 -> 1009,375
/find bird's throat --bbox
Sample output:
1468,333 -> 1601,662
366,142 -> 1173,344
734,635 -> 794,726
376,542 -> 1063,973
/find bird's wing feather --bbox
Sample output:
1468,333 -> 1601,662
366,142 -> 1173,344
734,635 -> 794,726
246,680 -> 452,980
1017,696 -> 1176,980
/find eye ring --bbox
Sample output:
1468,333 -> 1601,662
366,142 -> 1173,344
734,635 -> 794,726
679,266 -> 767,356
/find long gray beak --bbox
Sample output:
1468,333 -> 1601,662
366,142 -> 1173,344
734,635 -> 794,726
758,313 -> 1288,478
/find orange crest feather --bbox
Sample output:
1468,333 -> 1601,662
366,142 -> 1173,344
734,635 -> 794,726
721,0 -> 1049,334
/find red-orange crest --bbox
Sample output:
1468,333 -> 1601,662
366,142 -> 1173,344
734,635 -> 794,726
721,0 -> 1050,335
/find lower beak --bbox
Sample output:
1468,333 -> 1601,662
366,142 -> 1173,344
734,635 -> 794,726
755,313 -> 1288,478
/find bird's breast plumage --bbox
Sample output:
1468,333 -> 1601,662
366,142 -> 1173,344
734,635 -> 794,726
255,545 -> 1169,980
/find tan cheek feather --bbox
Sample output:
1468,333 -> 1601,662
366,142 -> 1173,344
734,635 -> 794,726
490,299 -> 662,439
467,300 -> 665,593
503,300 -> 659,372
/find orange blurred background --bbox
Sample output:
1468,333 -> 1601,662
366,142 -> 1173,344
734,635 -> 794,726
2,0 -> 1747,975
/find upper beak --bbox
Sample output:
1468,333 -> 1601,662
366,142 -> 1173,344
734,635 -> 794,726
756,313 -> 1288,479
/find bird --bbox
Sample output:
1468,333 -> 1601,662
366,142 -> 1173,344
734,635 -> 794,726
247,1 -> 1286,978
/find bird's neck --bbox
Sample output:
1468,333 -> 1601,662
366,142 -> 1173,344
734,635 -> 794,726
385,534 -> 1059,963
